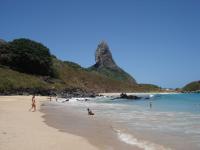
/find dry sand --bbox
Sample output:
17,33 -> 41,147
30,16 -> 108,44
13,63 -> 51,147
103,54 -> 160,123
0,96 -> 98,150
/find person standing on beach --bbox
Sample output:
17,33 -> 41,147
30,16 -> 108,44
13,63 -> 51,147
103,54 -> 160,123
29,95 -> 36,112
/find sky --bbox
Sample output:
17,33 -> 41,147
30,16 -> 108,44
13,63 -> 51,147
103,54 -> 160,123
0,0 -> 200,88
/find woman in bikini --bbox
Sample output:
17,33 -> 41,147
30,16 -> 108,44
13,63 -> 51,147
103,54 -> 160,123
29,95 -> 36,112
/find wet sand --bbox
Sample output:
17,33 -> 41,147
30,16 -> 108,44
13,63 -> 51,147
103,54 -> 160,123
41,102 -> 140,150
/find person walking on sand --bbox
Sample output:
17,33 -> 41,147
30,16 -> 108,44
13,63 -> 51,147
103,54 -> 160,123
29,95 -> 36,112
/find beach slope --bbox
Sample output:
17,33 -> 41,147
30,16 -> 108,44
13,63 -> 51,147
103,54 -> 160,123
0,96 -> 98,150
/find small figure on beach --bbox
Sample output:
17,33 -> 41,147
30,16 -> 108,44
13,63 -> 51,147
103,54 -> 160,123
149,101 -> 152,109
29,95 -> 36,112
87,108 -> 95,115
55,96 -> 58,102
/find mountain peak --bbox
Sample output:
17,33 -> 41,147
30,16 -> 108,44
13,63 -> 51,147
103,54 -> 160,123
0,39 -> 7,45
98,40 -> 109,49
95,41 -> 117,69
91,41 -> 137,84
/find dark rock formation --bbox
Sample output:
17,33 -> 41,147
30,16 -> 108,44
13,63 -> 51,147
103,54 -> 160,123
112,93 -> 141,100
120,93 -> 141,99
0,87 -> 97,98
90,41 -> 136,84
57,88 -> 97,98
94,41 -> 118,69
0,88 -> 54,96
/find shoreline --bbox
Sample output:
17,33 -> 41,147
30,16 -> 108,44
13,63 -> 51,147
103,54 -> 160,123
99,92 -> 179,97
43,93 -> 200,150
41,101 -> 140,150
0,96 -> 99,150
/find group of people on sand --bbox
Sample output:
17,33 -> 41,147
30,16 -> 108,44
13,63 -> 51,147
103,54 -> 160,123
29,95 -> 95,115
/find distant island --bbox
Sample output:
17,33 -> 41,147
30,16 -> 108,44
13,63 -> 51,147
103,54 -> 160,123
0,38 -> 181,97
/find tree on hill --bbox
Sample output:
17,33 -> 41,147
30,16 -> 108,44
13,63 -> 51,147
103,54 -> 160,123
0,38 -> 55,76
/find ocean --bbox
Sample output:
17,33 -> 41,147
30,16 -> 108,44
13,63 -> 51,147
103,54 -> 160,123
44,94 -> 200,150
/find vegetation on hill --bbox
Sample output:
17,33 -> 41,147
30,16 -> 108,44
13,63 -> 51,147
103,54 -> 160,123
138,84 -> 161,92
182,81 -> 200,92
0,38 -> 162,94
0,60 -> 161,93
52,59 -> 142,92
89,66 -> 136,83
0,38 -> 56,77
63,61 -> 83,70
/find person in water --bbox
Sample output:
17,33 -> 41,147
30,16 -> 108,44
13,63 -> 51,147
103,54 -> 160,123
29,95 -> 36,112
149,101 -> 152,109
87,108 -> 95,115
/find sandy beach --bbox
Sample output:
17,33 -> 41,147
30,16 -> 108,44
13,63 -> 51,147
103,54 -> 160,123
1,95 -> 197,150
0,96 -> 98,150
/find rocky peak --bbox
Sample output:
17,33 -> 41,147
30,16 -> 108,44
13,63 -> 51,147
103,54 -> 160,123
95,41 -> 118,69
0,39 -> 7,45
91,41 -> 137,84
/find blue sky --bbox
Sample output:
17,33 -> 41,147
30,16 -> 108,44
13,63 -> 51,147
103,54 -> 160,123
0,0 -> 200,88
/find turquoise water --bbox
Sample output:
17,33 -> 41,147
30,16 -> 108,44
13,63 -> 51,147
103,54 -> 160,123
58,94 -> 200,150
108,94 -> 200,113
95,94 -> 200,150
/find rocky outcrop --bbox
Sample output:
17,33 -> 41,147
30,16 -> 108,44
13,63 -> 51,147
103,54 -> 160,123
94,41 -> 118,69
113,93 -> 141,100
90,41 -> 136,84
119,93 -> 141,99
0,87 -> 97,98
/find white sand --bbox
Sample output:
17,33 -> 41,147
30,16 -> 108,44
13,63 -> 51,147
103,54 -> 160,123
0,96 -> 99,150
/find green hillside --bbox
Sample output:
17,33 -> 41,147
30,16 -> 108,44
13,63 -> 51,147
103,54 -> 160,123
0,38 -> 161,95
88,66 -> 136,84
0,60 -> 161,93
182,81 -> 200,92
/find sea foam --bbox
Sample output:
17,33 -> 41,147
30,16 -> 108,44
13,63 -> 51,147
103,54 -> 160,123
114,128 -> 171,150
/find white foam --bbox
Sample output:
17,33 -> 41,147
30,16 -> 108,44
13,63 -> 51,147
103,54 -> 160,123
56,98 -> 68,103
56,97 -> 93,103
149,94 -> 154,98
114,129 -> 171,150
